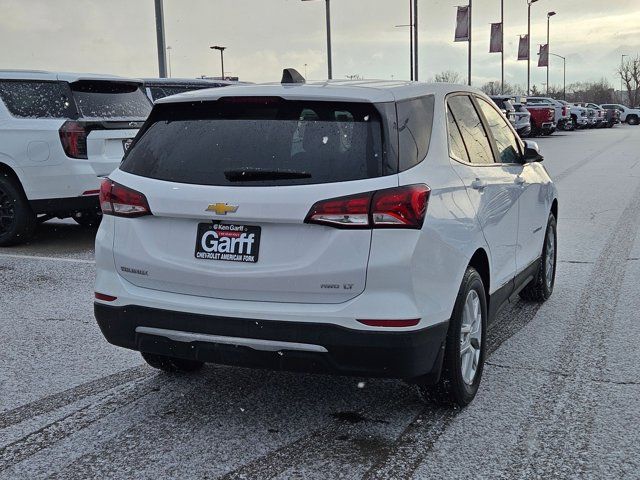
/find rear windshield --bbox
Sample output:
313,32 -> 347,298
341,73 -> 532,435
70,80 -> 151,119
121,99 -> 388,187
0,80 -> 74,118
148,85 -> 221,101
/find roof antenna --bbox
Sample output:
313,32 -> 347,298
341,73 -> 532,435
281,68 -> 305,84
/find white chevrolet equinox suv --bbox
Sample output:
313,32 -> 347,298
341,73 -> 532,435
94,73 -> 558,407
0,70 -> 151,246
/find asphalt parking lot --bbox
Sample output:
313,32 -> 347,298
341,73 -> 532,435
1,125 -> 640,479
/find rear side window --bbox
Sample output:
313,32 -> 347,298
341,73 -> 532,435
121,99 -> 388,187
446,108 -> 470,163
70,80 -> 151,119
0,81 -> 73,118
396,95 -> 434,171
447,95 -> 495,165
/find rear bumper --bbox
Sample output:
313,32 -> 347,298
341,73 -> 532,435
94,303 -> 448,380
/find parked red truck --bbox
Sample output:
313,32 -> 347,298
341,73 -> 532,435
525,104 -> 556,136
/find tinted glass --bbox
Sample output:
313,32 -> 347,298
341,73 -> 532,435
0,81 -> 73,118
122,99 -> 386,187
148,85 -> 214,101
477,98 -> 521,164
447,95 -> 495,164
71,81 -> 151,119
396,95 -> 435,171
446,108 -> 470,163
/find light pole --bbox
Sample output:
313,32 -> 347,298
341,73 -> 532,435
166,46 -> 172,78
302,0 -> 332,79
549,53 -> 566,100
210,46 -> 226,79
546,12 -> 556,95
501,0 -> 504,93
468,0 -> 472,86
154,0 -> 167,78
527,0 -> 539,94
413,0 -> 418,81
621,54 -> 628,104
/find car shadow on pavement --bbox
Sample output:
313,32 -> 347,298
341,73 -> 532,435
2,220 -> 96,256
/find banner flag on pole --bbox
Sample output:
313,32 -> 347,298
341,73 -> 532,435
538,43 -> 549,67
454,6 -> 470,42
517,35 -> 529,61
489,22 -> 503,53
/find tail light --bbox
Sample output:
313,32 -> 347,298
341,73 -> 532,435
99,179 -> 152,217
305,184 -> 430,230
59,121 -> 88,159
562,106 -> 568,116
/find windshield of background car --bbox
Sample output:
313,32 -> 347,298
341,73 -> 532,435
148,85 -> 217,101
70,80 -> 151,119
121,98 -> 389,186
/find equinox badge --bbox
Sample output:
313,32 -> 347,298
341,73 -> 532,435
206,203 -> 239,215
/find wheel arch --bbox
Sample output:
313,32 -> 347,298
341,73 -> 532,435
0,161 -> 28,198
468,248 -> 490,303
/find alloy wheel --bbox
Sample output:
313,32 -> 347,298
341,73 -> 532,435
0,186 -> 16,235
460,289 -> 482,385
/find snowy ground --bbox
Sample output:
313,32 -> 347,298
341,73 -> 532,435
1,125 -> 639,479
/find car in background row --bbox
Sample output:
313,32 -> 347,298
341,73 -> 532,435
528,97 -> 573,131
573,103 -> 605,128
525,102 -> 556,136
558,100 -> 589,129
512,102 -> 532,138
490,95 -> 531,138
94,77 -> 558,408
143,78 -> 238,102
599,104 -> 640,125
0,70 -> 152,246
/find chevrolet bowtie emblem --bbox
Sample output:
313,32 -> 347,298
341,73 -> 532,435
206,203 -> 239,215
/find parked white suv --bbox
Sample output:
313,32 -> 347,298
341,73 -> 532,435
94,75 -> 558,407
600,104 -> 640,125
0,70 -> 151,246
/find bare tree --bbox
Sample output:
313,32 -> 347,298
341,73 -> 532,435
434,71 -> 462,84
480,81 -> 519,96
616,55 -> 640,106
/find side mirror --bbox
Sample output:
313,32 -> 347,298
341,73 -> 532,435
522,140 -> 544,163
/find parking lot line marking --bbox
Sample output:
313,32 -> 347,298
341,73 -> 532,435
0,253 -> 94,264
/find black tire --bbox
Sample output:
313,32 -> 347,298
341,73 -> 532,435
627,115 -> 639,126
519,214 -> 557,302
73,210 -> 102,228
0,174 -> 36,247
141,352 -> 204,373
417,267 -> 487,408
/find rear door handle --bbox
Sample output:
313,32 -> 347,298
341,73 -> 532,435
471,179 -> 487,190
515,176 -> 526,185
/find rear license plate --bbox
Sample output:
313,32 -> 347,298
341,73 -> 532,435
195,222 -> 261,263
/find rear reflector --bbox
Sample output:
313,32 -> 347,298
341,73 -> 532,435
357,319 -> 420,327
305,184 -> 430,229
95,292 -> 117,302
99,179 -> 152,218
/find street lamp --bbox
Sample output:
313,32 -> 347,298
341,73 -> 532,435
546,12 -> 556,95
621,54 -> 628,104
549,53 -> 566,100
210,45 -> 226,79
302,0 -> 332,80
527,0 -> 539,95
166,46 -> 172,78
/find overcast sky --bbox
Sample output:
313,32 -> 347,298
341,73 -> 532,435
1,0 -> 639,89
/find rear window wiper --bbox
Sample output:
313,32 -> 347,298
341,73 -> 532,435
224,168 -> 311,182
